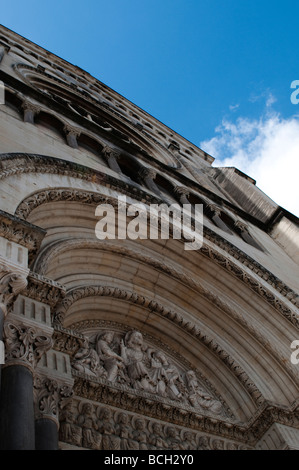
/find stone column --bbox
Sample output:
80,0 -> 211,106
0,295 -> 53,450
34,350 -> 73,450
21,101 -> 41,124
102,146 -> 122,173
63,124 -> 81,149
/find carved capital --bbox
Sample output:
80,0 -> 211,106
34,376 -> 59,421
63,124 -> 81,148
3,319 -> 53,370
33,375 -> 73,423
63,124 -> 81,137
207,204 -> 222,217
102,146 -> 121,160
0,265 -> 28,316
21,101 -> 41,124
173,186 -> 190,197
234,220 -> 248,232
138,167 -> 157,181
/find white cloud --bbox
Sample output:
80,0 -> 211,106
201,111 -> 299,218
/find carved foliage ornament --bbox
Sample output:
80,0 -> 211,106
34,375 -> 73,422
3,320 -> 53,369
0,264 -> 28,315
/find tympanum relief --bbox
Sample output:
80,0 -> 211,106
71,329 -> 223,416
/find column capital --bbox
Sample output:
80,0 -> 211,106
207,204 -> 222,217
102,145 -> 121,160
3,316 -> 53,371
63,124 -> 81,137
234,220 -> 248,232
21,100 -> 41,114
0,264 -> 28,316
173,185 -> 190,197
33,375 -> 73,424
138,167 -> 157,180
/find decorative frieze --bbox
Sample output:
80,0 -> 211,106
58,398 -> 250,450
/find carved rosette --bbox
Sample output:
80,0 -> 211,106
3,320 -> 53,371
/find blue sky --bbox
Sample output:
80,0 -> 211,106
1,0 -> 299,216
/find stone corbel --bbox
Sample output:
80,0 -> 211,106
63,124 -> 81,149
234,220 -> 262,249
102,146 -> 122,173
0,44 -> 10,64
173,186 -> 190,205
21,101 -> 41,124
138,167 -> 160,194
207,205 -> 233,235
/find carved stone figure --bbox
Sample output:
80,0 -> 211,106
72,342 -> 106,378
77,402 -> 100,449
96,331 -> 124,382
121,330 -> 153,392
185,370 -> 222,415
98,407 -> 120,450
148,421 -> 167,450
150,350 -> 185,400
132,417 -> 148,450
115,412 -> 138,450
181,430 -> 197,450
197,435 -> 210,450
59,401 -> 82,447
165,426 -> 183,450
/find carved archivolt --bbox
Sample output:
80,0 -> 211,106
12,183 -> 298,321
31,238 -> 299,384
54,286 -> 265,408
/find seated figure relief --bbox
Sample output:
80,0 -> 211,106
71,329 -> 223,415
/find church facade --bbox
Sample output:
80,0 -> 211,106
0,24 -> 298,450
